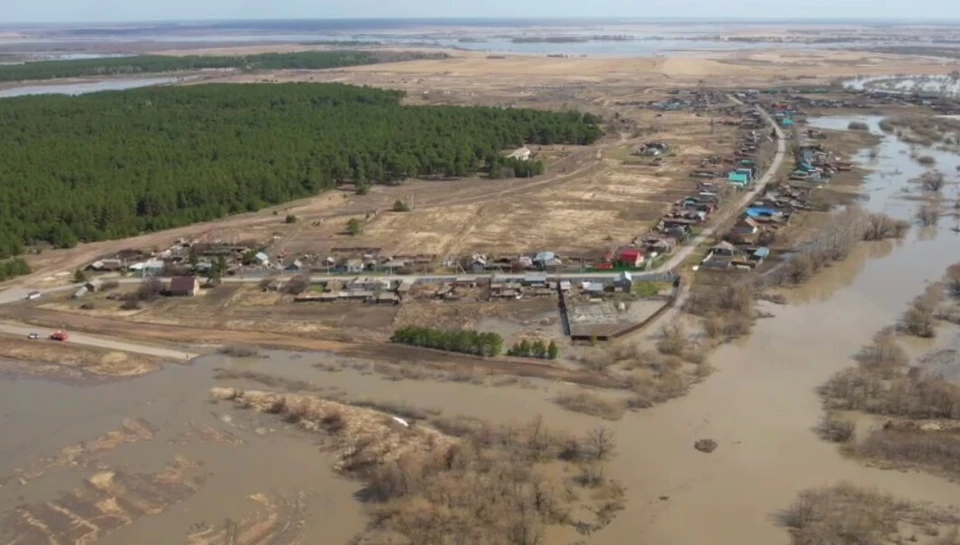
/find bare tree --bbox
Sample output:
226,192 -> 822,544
585,427 -> 616,461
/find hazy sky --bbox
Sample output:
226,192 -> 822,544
6,0 -> 959,24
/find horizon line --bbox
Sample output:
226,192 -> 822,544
5,16 -> 960,27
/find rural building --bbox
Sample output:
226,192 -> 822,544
508,147 -> 532,161
732,217 -> 760,236
727,172 -> 750,188
129,258 -> 165,275
709,241 -> 737,258
88,258 -> 125,271
284,259 -> 304,272
344,259 -> 364,274
616,247 -> 645,268
168,276 -> 200,297
254,252 -> 270,266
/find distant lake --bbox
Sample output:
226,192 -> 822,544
0,77 -> 178,98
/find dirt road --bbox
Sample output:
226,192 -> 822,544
655,103 -> 786,273
0,322 -> 197,361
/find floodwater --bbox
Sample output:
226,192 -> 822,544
4,115 -> 960,544
205,116 -> 960,545
0,76 -> 179,98
0,358 -> 365,544
844,74 -> 960,98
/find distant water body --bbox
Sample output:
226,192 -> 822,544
0,18 -> 917,57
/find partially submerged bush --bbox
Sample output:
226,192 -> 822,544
219,344 -> 261,358
817,413 -> 856,443
917,202 -> 940,227
554,390 -> 626,421
655,323 -> 687,356
848,121 -> 870,131
781,483 -> 915,545
916,154 -> 937,166
853,428 -> 960,480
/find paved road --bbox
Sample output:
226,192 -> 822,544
0,322 -> 198,360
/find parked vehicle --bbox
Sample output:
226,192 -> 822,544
27,332 -> 39,340
49,330 -> 69,342
26,291 -> 41,300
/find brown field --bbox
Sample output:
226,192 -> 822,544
3,44 -> 950,288
0,335 -> 162,380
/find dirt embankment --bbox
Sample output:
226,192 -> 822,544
1,306 -> 624,387
0,335 -> 162,380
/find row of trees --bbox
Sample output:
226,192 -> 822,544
0,83 -> 603,258
391,326 -> 504,357
0,258 -> 31,281
0,51 -> 384,82
507,339 -> 560,359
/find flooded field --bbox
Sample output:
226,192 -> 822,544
0,360 -> 365,545
4,113 -> 960,544
845,74 -> 960,98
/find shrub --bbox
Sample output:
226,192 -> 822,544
132,277 -> 164,302
346,218 -> 363,236
817,413 -> 856,443
655,323 -> 687,356
916,155 -> 937,166
781,484 -> 910,545
878,119 -> 894,132
219,344 -> 261,357
917,203 -> 940,227
392,199 -> 410,212
284,214 -> 298,223
863,213 -> 910,241
101,280 -> 120,291
852,428 -> 960,479
848,121 -> 869,131
554,390 -> 626,421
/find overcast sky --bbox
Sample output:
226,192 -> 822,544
6,0 -> 960,24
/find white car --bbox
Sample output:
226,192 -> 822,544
27,332 -> 40,340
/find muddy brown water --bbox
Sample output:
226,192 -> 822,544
0,361 -> 365,545
4,116 -> 960,544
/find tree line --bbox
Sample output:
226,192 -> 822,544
0,258 -> 31,282
391,326 -> 504,357
0,83 -> 603,258
0,51 -> 386,83
507,339 -> 560,359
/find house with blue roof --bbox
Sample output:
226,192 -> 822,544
728,172 -> 750,188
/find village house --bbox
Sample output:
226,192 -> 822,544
616,247 -> 645,268
88,258 -> 125,272
507,146 -> 532,161
344,258 -> 364,274
253,252 -> 270,266
129,258 -> 165,276
730,217 -> 761,238
168,275 -> 200,297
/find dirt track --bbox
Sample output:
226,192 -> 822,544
0,307 -> 623,387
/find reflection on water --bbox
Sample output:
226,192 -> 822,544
0,77 -> 179,98
783,239 -> 896,305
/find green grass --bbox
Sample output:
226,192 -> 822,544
634,282 -> 669,298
